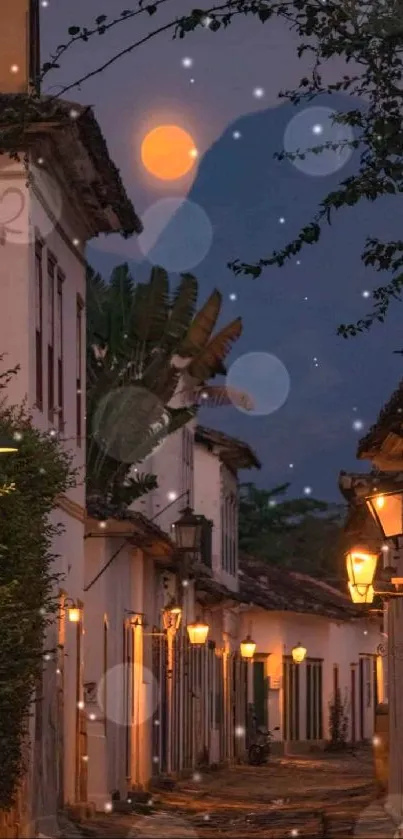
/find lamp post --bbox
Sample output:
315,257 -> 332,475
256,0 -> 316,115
240,635 -> 256,660
162,601 -> 182,775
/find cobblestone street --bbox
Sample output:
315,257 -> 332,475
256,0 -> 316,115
64,749 -> 398,838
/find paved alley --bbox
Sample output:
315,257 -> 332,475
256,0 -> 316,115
65,749 -> 398,838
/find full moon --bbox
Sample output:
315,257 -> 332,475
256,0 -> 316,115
141,125 -> 197,181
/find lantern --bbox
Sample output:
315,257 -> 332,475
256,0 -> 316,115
0,434 -> 18,454
173,506 -> 203,555
162,602 -> 182,632
240,635 -> 256,660
68,605 -> 82,623
291,642 -> 307,664
187,617 -> 209,645
366,491 -> 403,540
345,547 -> 378,604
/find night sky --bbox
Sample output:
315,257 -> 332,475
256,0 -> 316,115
41,2 -> 403,500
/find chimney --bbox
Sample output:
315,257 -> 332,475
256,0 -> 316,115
0,0 -> 40,94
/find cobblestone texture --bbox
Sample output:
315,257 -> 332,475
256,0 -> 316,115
68,749 -> 397,838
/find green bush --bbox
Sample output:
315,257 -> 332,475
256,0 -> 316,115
0,364 -> 74,808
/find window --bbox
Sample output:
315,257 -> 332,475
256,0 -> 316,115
35,241 -> 43,410
76,296 -> 83,446
47,255 -> 56,422
56,272 -> 64,431
221,489 -> 237,576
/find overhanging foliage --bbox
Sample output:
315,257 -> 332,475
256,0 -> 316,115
0,364 -> 74,809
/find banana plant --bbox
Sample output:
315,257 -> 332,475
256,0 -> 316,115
86,263 -> 251,507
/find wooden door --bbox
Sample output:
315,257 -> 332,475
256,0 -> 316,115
253,660 -> 268,729
306,659 -> 323,739
283,657 -> 300,740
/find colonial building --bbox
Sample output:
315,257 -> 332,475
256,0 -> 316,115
0,1 -> 141,832
352,377 -> 403,825
82,424 -> 260,807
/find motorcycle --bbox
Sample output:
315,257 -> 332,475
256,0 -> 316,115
248,725 -> 280,765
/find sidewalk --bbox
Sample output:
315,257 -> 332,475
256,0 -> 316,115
67,750 -> 398,838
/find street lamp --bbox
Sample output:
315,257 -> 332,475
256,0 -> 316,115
187,616 -> 209,645
0,434 -> 18,454
345,546 -> 378,604
172,506 -> 204,557
64,598 -> 82,623
366,490 -> 403,541
240,635 -> 256,660
292,642 -> 307,664
162,601 -> 182,633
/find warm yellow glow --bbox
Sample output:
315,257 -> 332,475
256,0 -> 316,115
366,491 -> 403,540
292,643 -> 307,664
68,607 -> 81,623
141,125 -> 198,181
240,636 -> 256,660
348,582 -> 375,604
187,619 -> 209,645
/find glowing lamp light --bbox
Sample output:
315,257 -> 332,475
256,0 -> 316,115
240,635 -> 256,660
0,434 -> 19,454
345,547 -> 378,604
162,602 -> 182,632
68,606 -> 81,623
291,642 -> 307,664
366,491 -> 403,540
187,617 -> 209,645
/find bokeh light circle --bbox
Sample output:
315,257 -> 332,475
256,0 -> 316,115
138,198 -> 213,272
141,125 -> 198,181
283,106 -> 354,177
97,663 -> 159,727
92,385 -> 170,464
226,352 -> 290,416
127,812 -> 198,837
0,161 -> 63,245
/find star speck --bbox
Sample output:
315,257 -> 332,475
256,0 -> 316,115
253,87 -> 265,98
312,124 -> 323,135
182,57 -> 193,68
190,78 -> 195,84
203,16 -> 212,26
304,296 -> 308,301
289,463 -> 294,469
233,131 -> 241,140
296,260 -> 301,266
353,419 -> 364,431
229,293 -> 237,301
279,216 -> 285,224
303,486 -> 312,495
362,290 -> 371,298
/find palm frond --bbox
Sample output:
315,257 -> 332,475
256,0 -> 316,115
161,273 -> 199,351
178,289 -> 222,357
187,317 -> 243,381
130,266 -> 170,345
187,384 -> 254,411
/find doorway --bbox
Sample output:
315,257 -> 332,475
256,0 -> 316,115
283,656 -> 300,740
